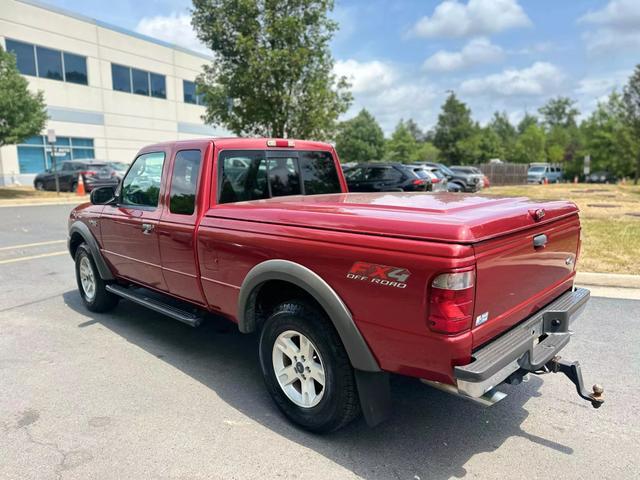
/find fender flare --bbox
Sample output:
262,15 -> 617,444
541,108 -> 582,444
68,221 -> 115,281
237,259 -> 381,373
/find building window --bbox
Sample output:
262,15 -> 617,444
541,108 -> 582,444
111,63 -> 166,99
5,38 -> 88,85
63,52 -> 88,85
5,39 -> 36,76
16,136 -> 95,174
150,73 -> 166,99
183,80 -> 205,105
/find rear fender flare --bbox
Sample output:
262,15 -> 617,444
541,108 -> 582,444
237,259 -> 380,373
68,221 -> 114,281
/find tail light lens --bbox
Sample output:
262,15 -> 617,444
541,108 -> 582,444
80,170 -> 97,177
412,179 -> 426,185
428,269 -> 475,334
431,178 -> 440,183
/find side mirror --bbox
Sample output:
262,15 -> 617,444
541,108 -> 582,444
90,186 -> 116,205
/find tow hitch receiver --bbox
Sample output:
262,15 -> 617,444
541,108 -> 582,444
535,356 -> 604,408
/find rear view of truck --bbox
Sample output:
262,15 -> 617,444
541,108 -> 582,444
425,199 -> 603,408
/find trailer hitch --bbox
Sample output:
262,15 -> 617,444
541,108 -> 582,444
534,356 -> 604,409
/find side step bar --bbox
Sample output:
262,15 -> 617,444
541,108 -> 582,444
106,284 -> 203,327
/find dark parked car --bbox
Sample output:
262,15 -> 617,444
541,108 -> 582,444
585,171 -> 617,184
107,161 -> 130,183
34,160 -> 119,192
451,166 -> 485,190
344,163 -> 430,192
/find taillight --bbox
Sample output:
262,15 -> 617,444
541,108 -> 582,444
81,170 -> 97,177
412,179 -> 426,185
428,268 -> 475,334
431,178 -> 440,183
267,139 -> 295,147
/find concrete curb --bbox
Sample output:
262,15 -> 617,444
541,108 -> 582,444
576,271 -> 640,289
0,199 -> 87,208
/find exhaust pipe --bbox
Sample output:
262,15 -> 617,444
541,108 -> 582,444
420,379 -> 507,407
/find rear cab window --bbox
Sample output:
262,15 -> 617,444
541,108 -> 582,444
169,150 -> 202,215
218,150 -> 341,204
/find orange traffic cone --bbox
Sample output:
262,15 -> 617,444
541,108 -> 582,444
543,177 -> 549,185
76,173 -> 86,196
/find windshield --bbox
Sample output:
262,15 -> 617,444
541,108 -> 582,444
528,166 -> 546,173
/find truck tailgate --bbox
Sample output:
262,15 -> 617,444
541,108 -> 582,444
471,214 -> 581,349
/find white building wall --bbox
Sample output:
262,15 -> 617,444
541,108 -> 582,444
0,0 -> 225,186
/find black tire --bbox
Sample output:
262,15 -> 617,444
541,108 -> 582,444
259,301 -> 360,433
70,182 -> 78,193
35,181 -> 44,191
74,243 -> 119,313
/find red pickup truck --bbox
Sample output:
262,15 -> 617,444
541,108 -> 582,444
68,138 -> 603,432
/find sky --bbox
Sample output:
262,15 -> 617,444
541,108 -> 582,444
44,0 -> 640,134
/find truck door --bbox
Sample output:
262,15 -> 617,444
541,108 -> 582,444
100,151 -> 167,290
157,149 -> 206,305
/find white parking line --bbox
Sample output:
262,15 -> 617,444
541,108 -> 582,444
0,251 -> 67,265
0,239 -> 66,251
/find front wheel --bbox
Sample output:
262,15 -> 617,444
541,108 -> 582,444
75,244 -> 119,313
259,301 -> 360,433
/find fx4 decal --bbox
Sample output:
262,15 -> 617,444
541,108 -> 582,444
346,262 -> 411,289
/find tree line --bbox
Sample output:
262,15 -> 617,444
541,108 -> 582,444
335,70 -> 640,183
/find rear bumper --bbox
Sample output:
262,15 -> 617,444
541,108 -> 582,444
454,288 -> 590,397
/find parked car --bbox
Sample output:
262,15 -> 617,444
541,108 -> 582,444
412,165 -> 448,192
418,162 -> 472,192
34,160 -> 119,192
450,166 -> 485,191
527,164 -> 563,184
69,137 -> 603,433
344,163 -> 430,192
107,161 -> 129,183
585,171 -> 617,184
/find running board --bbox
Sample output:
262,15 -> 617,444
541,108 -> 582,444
106,284 -> 203,327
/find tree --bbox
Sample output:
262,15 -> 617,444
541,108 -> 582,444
622,65 -> 640,184
0,46 -> 47,147
404,118 -> 425,142
412,142 -> 440,163
458,126 -> 502,164
192,0 -> 352,139
385,120 -> 418,163
581,91 -> 637,179
334,109 -> 385,163
488,111 -> 516,160
512,124 -> 546,164
517,113 -> 538,134
433,92 -> 475,164
539,97 -> 579,130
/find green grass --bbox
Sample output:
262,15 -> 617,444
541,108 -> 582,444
485,184 -> 640,274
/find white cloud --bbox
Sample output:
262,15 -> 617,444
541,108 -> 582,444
579,0 -> 640,54
410,0 -> 531,38
423,37 -> 503,72
333,59 -> 438,134
333,59 -> 399,94
135,13 -> 210,55
575,69 -> 632,113
460,62 -> 564,97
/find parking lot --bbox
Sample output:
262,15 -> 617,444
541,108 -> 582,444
1,204 -> 639,480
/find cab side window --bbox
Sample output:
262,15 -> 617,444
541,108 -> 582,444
169,150 -> 202,215
121,152 -> 165,207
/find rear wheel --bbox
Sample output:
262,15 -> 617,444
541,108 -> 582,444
75,244 -> 119,313
259,301 -> 360,433
35,181 -> 44,191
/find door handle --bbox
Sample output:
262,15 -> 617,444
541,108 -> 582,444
533,234 -> 548,249
141,223 -> 155,235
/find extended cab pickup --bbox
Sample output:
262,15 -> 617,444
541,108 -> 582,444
68,138 -> 603,432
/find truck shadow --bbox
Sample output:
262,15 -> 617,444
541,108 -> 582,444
63,291 -> 572,480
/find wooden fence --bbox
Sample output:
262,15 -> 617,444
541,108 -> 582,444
478,163 -> 528,186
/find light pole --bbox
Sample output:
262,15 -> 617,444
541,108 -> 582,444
47,129 -> 60,195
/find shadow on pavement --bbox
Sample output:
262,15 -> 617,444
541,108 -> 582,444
63,290 -> 572,479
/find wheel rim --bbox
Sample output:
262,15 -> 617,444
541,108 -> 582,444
79,256 -> 96,301
272,330 -> 326,408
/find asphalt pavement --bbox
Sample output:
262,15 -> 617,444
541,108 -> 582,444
0,204 -> 638,479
